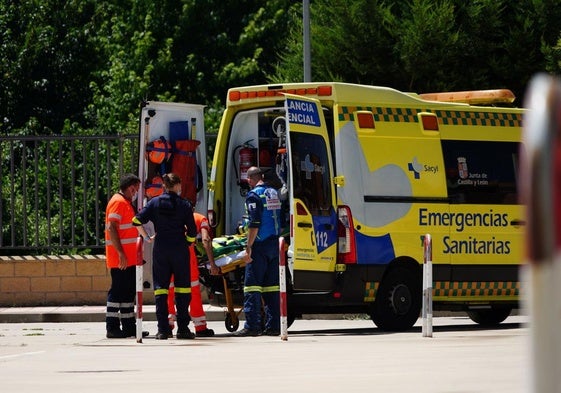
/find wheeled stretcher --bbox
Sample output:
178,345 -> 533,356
197,234 -> 248,332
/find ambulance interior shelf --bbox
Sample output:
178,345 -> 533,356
259,114 -> 287,190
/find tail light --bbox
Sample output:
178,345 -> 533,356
337,206 -> 357,264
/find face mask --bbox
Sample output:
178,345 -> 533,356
131,191 -> 138,202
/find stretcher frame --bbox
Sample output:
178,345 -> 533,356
198,253 -> 247,332
217,258 -> 246,332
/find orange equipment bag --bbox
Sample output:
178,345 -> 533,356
145,175 -> 163,199
146,136 -> 172,164
171,139 -> 201,204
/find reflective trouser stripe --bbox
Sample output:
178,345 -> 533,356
106,301 -> 136,330
175,287 -> 191,294
262,285 -> 279,293
191,315 -> 206,328
244,285 -> 262,293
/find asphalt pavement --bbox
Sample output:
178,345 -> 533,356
0,315 -> 529,393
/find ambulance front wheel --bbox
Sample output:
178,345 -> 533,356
225,313 -> 239,332
370,266 -> 421,331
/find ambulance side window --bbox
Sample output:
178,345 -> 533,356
290,133 -> 332,216
442,141 -> 519,204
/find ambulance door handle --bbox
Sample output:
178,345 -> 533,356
298,222 -> 313,228
510,219 -> 526,226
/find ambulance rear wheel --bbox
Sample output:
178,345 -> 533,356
225,314 -> 239,332
370,266 -> 421,331
466,307 -> 512,326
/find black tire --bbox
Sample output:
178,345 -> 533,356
225,313 -> 239,332
466,307 -> 512,326
370,266 -> 421,331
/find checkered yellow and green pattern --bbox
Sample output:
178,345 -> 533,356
432,281 -> 519,297
364,281 -> 379,302
363,280 -> 519,302
339,106 -> 522,128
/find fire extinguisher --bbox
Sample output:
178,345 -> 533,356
233,140 -> 256,196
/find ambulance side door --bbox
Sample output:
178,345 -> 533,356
285,94 -> 338,291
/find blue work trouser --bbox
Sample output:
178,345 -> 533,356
153,242 -> 191,334
106,266 -> 136,332
243,236 -> 280,332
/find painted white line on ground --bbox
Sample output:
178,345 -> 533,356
0,351 -> 45,360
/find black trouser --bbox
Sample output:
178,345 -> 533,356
106,266 -> 136,332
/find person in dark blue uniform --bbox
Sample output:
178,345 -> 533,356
133,173 -> 197,340
234,166 -> 283,336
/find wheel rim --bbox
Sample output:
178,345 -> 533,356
389,283 -> 411,315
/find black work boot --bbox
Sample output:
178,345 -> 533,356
176,325 -> 195,339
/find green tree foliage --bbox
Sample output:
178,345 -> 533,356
86,0 -> 297,136
273,0 -> 561,104
0,0 -> 100,135
1,0 -> 296,136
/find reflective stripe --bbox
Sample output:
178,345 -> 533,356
120,302 -> 135,308
191,279 -> 199,287
186,235 -> 196,243
108,212 -> 122,220
192,316 -> 206,327
120,223 -> 134,230
262,285 -> 279,293
175,287 -> 192,294
106,311 -> 120,318
120,312 -> 135,318
107,301 -> 120,308
244,285 -> 262,293
106,237 -> 137,246
155,288 -> 169,296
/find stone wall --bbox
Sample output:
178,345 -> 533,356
0,255 -> 155,307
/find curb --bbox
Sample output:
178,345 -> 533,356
0,306 -> 236,324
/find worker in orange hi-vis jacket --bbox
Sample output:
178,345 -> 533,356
168,212 -> 220,337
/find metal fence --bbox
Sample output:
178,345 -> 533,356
0,135 -> 139,256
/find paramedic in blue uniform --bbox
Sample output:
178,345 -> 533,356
234,166 -> 283,336
133,173 -> 197,340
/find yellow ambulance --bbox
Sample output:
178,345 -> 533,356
208,83 -> 524,331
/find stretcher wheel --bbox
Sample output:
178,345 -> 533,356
225,313 -> 239,332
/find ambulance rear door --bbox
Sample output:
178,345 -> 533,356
284,94 -> 338,291
138,101 -> 206,289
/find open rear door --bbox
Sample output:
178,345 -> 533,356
284,94 -> 338,291
138,101 -> 207,289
